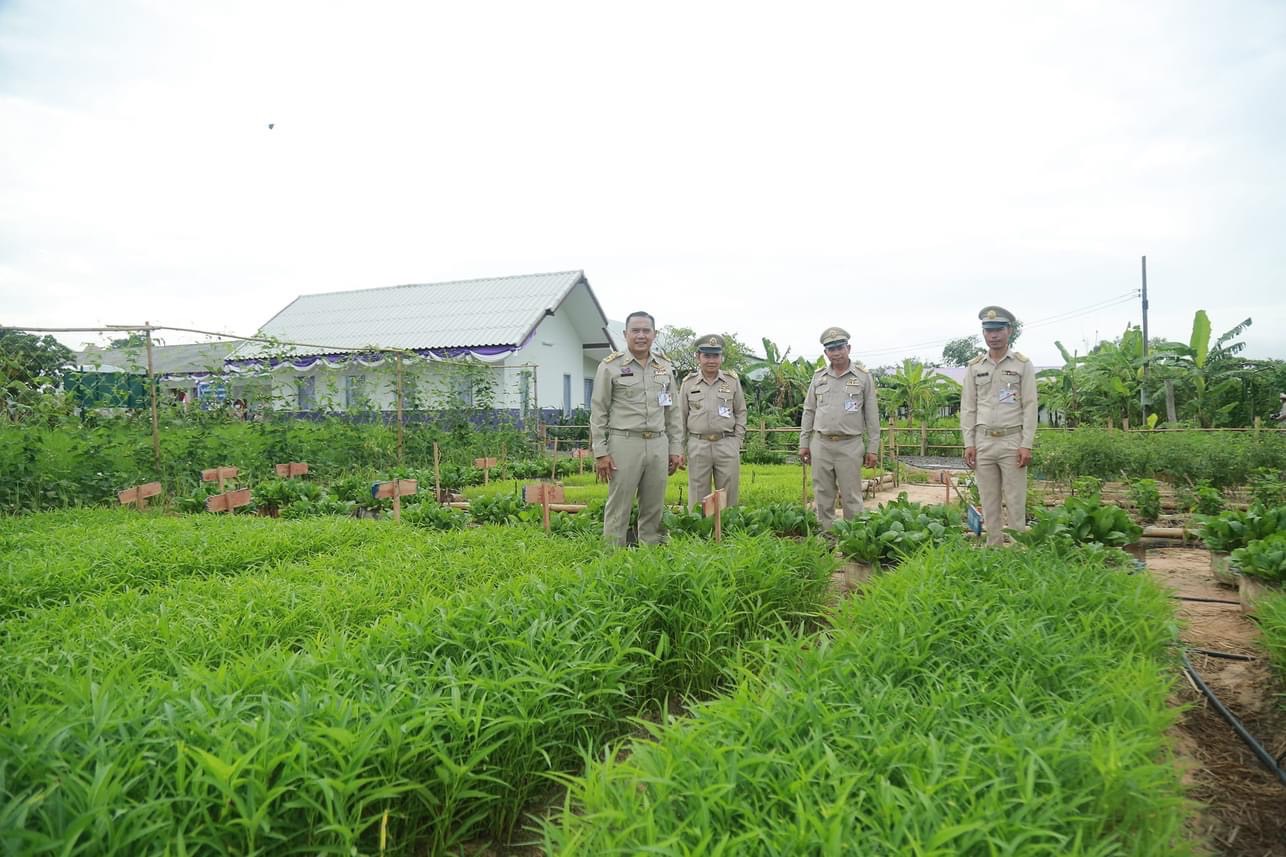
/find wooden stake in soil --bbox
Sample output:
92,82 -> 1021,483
702,488 -> 727,542
372,478 -> 418,523
118,482 -> 163,510
433,442 -> 441,501
550,437 -> 559,480
572,446 -> 590,474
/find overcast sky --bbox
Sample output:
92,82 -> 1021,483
3,0 -> 1283,367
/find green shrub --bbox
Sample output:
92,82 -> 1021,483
1232,532 -> 1286,583
1129,478 -> 1162,523
1196,505 -> 1286,553
1014,496 -> 1142,550
832,493 -> 960,567
1194,483 -> 1225,515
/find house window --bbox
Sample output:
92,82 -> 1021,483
296,376 -> 316,410
584,378 -> 593,410
345,375 -> 366,408
562,374 -> 572,417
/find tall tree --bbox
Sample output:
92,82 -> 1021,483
880,358 -> 960,425
941,335 -> 984,366
1,326 -> 74,407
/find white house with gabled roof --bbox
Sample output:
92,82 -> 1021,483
225,271 -> 619,419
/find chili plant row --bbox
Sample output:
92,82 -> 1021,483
545,544 -> 1187,855
1,534 -> 834,855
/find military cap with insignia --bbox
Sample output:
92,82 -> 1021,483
978,306 -> 1016,329
819,326 -> 850,348
695,334 -> 725,354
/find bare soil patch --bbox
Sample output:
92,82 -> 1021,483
1149,547 -> 1286,856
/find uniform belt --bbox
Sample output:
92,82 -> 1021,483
690,431 -> 734,441
980,425 -> 1022,438
611,429 -> 660,439
821,433 -> 856,441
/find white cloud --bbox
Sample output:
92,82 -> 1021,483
2,0 -> 1283,364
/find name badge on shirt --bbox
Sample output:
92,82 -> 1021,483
658,391 -> 673,406
844,399 -> 860,412
998,387 -> 1017,405
718,405 -> 732,418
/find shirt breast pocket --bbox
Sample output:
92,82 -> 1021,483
616,377 -> 644,401
686,389 -> 703,411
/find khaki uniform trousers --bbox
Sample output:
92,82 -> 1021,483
603,432 -> 670,546
974,431 -> 1028,546
686,435 -> 741,508
810,434 -> 864,531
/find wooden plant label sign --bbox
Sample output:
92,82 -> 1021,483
701,488 -> 727,517
702,488 -> 728,542
371,479 -> 418,522
201,466 -> 239,483
523,482 -> 566,505
117,482 -> 163,510
371,479 -> 418,500
473,457 -> 498,484
206,488 -> 252,513
275,462 -> 309,478
570,448 -> 592,459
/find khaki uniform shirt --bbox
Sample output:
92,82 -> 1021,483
960,350 -> 1038,448
799,362 -> 880,449
589,351 -> 683,457
679,370 -> 747,442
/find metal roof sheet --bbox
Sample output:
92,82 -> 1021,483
73,341 -> 238,375
231,270 -> 593,359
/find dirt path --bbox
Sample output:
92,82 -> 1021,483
1149,547 -> 1286,856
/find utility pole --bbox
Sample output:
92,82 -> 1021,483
1140,256 -> 1150,425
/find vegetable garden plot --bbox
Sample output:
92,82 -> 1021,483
0,528 -> 607,702
0,509 -> 383,620
0,533 -> 834,856
545,544 -> 1188,856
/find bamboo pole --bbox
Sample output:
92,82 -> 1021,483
144,322 -> 160,469
395,354 -> 405,468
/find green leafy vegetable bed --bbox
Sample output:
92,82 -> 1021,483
1,516 -> 833,855
544,544 -> 1187,855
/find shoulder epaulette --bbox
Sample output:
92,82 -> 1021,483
601,351 -> 622,363
813,366 -> 828,376
852,361 -> 869,373
1012,352 -> 1029,363
967,354 -> 986,366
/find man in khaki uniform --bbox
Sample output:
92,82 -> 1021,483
679,334 -> 747,508
799,327 -> 880,530
960,306 -> 1038,546
589,311 -> 683,546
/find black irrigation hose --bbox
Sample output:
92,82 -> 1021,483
1186,647 -> 1257,662
1171,595 -> 1241,605
1179,651 -> 1286,786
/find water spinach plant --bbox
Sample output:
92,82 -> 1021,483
1,519 -> 834,855
543,544 -> 1187,854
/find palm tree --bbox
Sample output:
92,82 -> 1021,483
881,358 -> 960,426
